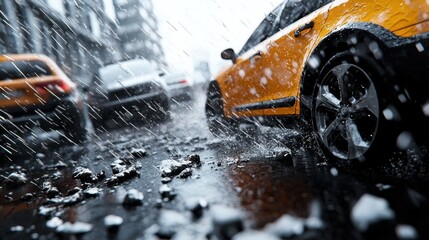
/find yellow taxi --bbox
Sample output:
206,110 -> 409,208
0,54 -> 86,151
206,0 -> 429,163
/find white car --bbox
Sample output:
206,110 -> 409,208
87,59 -> 170,127
163,72 -> 195,101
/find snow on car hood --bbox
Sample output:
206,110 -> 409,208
103,73 -> 160,92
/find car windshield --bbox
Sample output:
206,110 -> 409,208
98,60 -> 155,84
0,60 -> 52,81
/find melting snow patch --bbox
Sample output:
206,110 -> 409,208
264,214 -> 304,238
56,221 -> 93,234
178,168 -> 192,178
83,187 -> 101,198
330,167 -> 338,176
396,224 -> 418,239
5,172 -> 27,186
161,177 -> 172,184
305,216 -> 324,230
211,205 -> 244,239
158,159 -> 188,177
46,217 -> 63,229
72,167 -> 94,181
155,210 -> 189,239
351,194 -> 395,232
104,215 -> 123,230
10,225 -> 24,232
123,189 -> 144,206
185,198 -> 208,219
159,184 -> 175,200
38,206 -> 57,216
232,230 -> 280,240
422,102 -> 429,116
396,131 -> 413,150
131,147 -> 147,158
186,154 -> 201,165
106,166 -> 138,186
111,160 -> 128,174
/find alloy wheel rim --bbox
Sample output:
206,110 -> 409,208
315,63 -> 380,160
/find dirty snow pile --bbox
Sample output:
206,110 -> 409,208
351,193 -> 395,232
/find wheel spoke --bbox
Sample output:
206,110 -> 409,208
345,119 -> 369,159
332,65 -> 351,103
351,82 -> 379,118
320,118 -> 341,146
316,85 -> 341,112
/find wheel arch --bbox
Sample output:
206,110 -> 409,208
206,79 -> 221,94
300,22 -> 402,121
206,80 -> 223,103
205,79 -> 224,114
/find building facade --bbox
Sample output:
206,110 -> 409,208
0,0 -> 122,85
113,0 -> 166,68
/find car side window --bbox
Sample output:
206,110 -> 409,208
239,4 -> 283,55
278,0 -> 333,30
0,60 -> 52,80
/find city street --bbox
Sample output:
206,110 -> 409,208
1,90 -> 428,240
2,1 -> 429,239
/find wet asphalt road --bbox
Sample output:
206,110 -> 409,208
1,90 -> 429,240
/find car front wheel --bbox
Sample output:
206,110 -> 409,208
205,82 -> 237,137
312,51 -> 399,164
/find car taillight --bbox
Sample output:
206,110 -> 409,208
34,80 -> 73,95
179,79 -> 188,84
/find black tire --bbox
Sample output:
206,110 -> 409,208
147,94 -> 171,122
90,115 -> 105,130
62,108 -> 87,145
88,106 -> 106,130
205,82 -> 237,137
311,48 -> 402,165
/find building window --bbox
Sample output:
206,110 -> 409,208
140,0 -> 153,10
64,0 -> 75,19
15,5 -> 32,52
89,11 -> 101,38
42,25 -> 53,57
47,0 -> 66,16
30,16 -> 43,53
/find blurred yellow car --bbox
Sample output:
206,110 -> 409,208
0,54 -> 86,152
206,0 -> 429,163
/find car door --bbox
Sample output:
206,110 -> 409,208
261,0 -> 333,117
221,4 -> 283,118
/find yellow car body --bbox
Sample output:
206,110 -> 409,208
217,0 -> 429,118
0,54 -> 86,149
208,0 -> 429,162
0,54 -> 76,108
